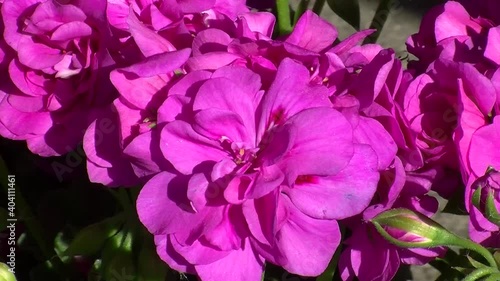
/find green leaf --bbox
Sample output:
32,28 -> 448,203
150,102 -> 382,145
326,0 -> 360,30
493,250 -> 500,267
63,213 -> 125,257
467,255 -> 487,269
102,229 -> 136,281
103,254 -> 136,281
484,189 -> 500,226
137,240 -> 168,281
472,185 -> 483,211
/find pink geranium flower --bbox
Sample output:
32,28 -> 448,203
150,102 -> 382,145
0,0 -> 119,156
106,0 -> 248,55
407,0 -> 500,246
136,58 -> 380,280
82,11 -> 345,187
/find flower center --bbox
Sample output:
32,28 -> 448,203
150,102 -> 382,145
219,137 -> 258,165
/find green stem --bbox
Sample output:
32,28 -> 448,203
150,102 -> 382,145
484,273 -> 500,281
293,0 -> 311,24
456,239 -> 498,268
0,157 -> 68,278
463,267 -> 498,281
275,0 -> 293,36
363,0 -> 393,44
312,0 -> 326,15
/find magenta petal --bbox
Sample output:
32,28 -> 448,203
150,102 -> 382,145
351,49 -> 395,109
285,10 -> 338,52
161,121 -> 226,174
2,1 -> 53,50
177,0 -> 216,13
83,118 -> 114,169
117,48 -> 191,77
168,70 -> 212,97
203,206 -> 245,251
242,191 -> 280,246
137,172 -> 222,238
459,63 -> 496,116
485,27 -> 500,65
329,29 -> 376,55
110,49 -> 190,110
246,165 -> 284,199
186,173 -> 211,212
51,21 -> 92,41
455,79 -> 488,178
83,111 -> 141,187
195,239 -> 264,281
225,167 -> 284,204
225,175 -> 254,204
257,58 -> 331,138
399,247 -> 445,265
469,117 -> 500,177
193,108 -> 250,143
7,94 -> 44,112
192,29 -> 231,56
85,159 -> 139,187
157,94 -> 192,123
31,1 -> 87,23
8,60 -> 50,97
147,3 -> 174,30
154,235 -> 195,273
274,107 -> 354,180
237,12 -> 275,38
434,1 -> 482,42
123,128 -> 172,179
288,144 -> 379,220
338,250 -> 356,281
349,225 -> 400,281
113,99 -> 144,145
185,52 -> 241,71
106,0 -> 131,30
171,236 -> 230,265
276,197 -> 341,276
17,37 -> 64,69
353,116 -> 397,171
193,77 -> 257,141
211,66 -> 262,99
0,97 -> 52,136
127,9 -> 176,56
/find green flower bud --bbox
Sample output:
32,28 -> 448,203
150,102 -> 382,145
371,208 -> 459,248
0,263 -> 16,281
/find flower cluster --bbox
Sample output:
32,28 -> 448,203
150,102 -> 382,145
2,0 -> 499,280
407,0 -> 500,247
0,0 -> 120,156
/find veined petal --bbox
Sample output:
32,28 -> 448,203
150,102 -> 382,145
161,120 -> 226,175
287,144 -> 379,220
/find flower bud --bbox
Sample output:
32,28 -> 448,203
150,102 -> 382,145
371,208 -> 459,248
0,263 -> 16,281
471,168 -> 500,226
